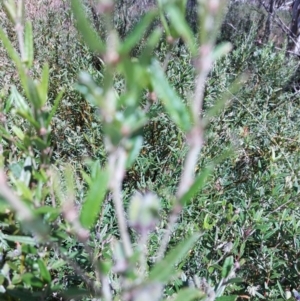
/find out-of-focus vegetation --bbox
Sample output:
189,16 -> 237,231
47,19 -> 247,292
0,0 -> 300,300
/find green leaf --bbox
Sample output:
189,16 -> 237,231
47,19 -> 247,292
50,259 -> 66,270
277,280 -> 285,299
157,0 -> 171,37
120,10 -> 157,55
37,63 -> 49,107
10,86 -> 40,127
37,259 -> 51,283
3,0 -> 17,24
225,278 -> 243,284
19,156 -> 32,187
71,0 -> 105,53
179,165 -> 213,205
166,288 -> 205,301
32,136 -> 48,150
149,233 -> 200,283
203,76 -> 245,125
35,206 -> 60,222
80,168 -> 109,228
203,214 -> 213,230
150,60 -> 191,132
0,28 -> 29,96
27,77 -> 42,109
12,126 -> 25,140
221,256 -> 234,279
216,296 -> 239,301
0,233 -> 36,245
167,5 -> 196,55
212,42 -> 232,61
22,273 -> 44,288
126,136 -> 144,168
46,88 -> 64,127
24,21 -> 33,68
140,28 -> 162,65
10,86 -> 30,115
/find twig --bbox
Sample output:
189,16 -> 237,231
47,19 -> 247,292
109,147 -> 133,258
155,0 -> 225,261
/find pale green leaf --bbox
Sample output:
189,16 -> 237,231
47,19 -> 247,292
80,168 -> 109,228
24,21 -> 33,68
150,60 -> 191,132
71,0 -> 105,53
149,233 -> 200,283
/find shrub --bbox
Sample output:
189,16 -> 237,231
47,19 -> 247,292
0,0 -> 236,300
1,0 -> 300,300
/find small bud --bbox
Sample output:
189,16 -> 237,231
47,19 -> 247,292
148,91 -> 157,103
39,127 -> 47,136
104,51 -> 120,65
167,35 -> 175,45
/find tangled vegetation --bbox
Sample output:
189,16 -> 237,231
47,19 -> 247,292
0,0 -> 300,300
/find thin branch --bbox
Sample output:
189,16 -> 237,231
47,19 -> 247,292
109,147 -> 133,258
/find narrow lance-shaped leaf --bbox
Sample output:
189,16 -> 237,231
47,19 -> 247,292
80,168 -> 109,229
71,0 -> 105,53
221,256 -> 234,279
163,288 -> 205,301
19,156 -> 32,187
179,165 -> 213,206
216,296 -> 239,301
157,0 -> 171,36
37,63 -> 49,107
167,5 -> 196,55
126,136 -> 144,168
3,0 -> 17,24
0,233 -> 36,245
149,60 -> 191,132
120,10 -> 157,55
10,85 -> 30,114
46,89 -> 64,127
149,233 -> 200,283
203,75 -> 245,126
10,87 -> 39,129
0,28 -> 29,96
140,28 -> 162,65
37,259 -> 51,283
212,42 -> 232,61
24,21 -> 33,68
0,28 -> 27,89
27,77 -> 42,109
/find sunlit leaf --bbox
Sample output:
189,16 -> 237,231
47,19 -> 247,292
167,5 -> 196,55
150,60 -> 191,132
120,10 -> 157,55
24,21 -> 33,68
37,63 -> 49,107
216,296 -> 239,301
80,168 -> 109,228
179,165 -> 213,205
149,233 -> 200,283
164,288 -> 205,301
37,259 -> 51,283
221,256 -> 234,279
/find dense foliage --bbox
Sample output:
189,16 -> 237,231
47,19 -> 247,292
0,0 -> 299,301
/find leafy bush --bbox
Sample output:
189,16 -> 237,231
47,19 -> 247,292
0,0 -> 300,301
0,0 -> 237,300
